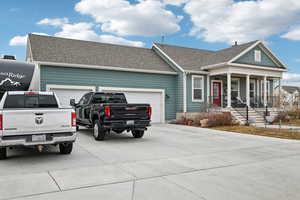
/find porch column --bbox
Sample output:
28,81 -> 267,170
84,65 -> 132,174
278,78 -> 281,108
207,75 -> 210,104
246,74 -> 250,106
264,76 -> 267,106
227,73 -> 231,108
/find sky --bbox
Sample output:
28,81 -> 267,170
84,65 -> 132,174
1,0 -> 300,85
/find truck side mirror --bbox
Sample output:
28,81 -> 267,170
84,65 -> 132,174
70,99 -> 76,106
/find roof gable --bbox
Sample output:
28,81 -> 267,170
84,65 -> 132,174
27,34 -> 175,73
154,41 -> 258,71
232,43 -> 285,69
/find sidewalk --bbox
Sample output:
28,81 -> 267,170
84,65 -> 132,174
253,123 -> 300,130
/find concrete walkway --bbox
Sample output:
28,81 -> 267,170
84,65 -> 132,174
0,124 -> 300,200
254,123 -> 300,130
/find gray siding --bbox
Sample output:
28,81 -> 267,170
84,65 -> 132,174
186,74 -> 207,112
234,46 -> 278,68
40,66 -> 178,120
153,47 -> 184,113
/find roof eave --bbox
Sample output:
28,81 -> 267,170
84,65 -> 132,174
36,61 -> 178,75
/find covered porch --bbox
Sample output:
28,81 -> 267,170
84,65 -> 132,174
206,66 -> 282,109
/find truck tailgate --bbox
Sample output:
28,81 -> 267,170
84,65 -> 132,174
2,109 -> 73,136
110,104 -> 150,120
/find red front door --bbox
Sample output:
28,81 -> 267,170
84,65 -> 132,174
213,82 -> 221,106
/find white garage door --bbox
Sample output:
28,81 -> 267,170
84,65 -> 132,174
101,88 -> 164,123
47,85 -> 95,107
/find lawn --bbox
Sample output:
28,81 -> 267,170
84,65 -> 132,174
212,125 -> 300,140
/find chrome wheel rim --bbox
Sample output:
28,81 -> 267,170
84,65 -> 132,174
94,123 -> 99,138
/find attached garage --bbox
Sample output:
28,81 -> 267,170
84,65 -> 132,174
99,87 -> 165,123
28,34 -> 178,122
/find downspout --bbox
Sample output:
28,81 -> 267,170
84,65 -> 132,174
183,72 -> 187,113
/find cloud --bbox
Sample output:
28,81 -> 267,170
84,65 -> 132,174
54,22 -> 144,47
281,26 -> 300,41
37,17 -> 69,27
281,73 -> 300,86
183,0 -> 300,44
163,0 -> 188,6
75,0 -> 182,36
283,73 -> 300,81
35,18 -> 145,47
9,32 -> 48,46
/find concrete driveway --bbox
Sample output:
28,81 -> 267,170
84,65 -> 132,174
1,124 -> 300,200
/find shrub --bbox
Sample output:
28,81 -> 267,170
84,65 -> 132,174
206,112 -> 232,127
274,111 -> 290,122
177,112 -> 233,128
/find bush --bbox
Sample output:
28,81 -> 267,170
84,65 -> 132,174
274,111 -> 290,122
177,112 -> 233,128
206,112 -> 232,127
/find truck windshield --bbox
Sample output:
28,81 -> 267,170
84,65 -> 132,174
92,93 -> 127,104
4,94 -> 58,108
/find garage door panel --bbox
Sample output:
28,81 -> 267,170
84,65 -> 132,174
102,89 -> 163,123
49,88 -> 93,107
124,92 -> 162,123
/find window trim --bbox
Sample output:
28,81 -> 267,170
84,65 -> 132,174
192,75 -> 204,102
254,50 -> 261,62
231,78 -> 240,98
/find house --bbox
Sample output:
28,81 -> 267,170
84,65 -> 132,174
274,85 -> 300,109
26,34 -> 288,123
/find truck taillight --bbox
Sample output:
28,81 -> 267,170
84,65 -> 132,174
71,112 -> 76,127
0,114 -> 2,130
147,107 -> 152,118
104,106 -> 111,118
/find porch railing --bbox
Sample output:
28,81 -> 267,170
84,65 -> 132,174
207,96 -> 280,109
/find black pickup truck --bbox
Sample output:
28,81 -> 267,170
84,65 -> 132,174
70,92 -> 151,141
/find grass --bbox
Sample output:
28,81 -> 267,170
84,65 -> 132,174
212,125 -> 300,140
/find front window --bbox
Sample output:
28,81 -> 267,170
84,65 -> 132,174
250,79 -> 255,98
192,75 -> 204,102
231,78 -> 240,98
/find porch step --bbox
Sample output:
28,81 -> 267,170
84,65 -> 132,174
231,107 -> 269,125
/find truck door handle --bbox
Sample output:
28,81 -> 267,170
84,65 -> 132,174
35,113 -> 44,115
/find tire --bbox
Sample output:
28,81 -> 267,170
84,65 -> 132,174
132,130 -> 144,138
0,147 -> 7,160
93,120 -> 106,141
59,143 -> 73,154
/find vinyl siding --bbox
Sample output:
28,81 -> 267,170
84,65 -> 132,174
186,74 -> 207,112
153,47 -> 184,113
234,46 -> 278,68
40,65 -> 177,120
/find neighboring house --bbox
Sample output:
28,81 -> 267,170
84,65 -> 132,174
274,85 -> 300,108
26,34 -> 288,123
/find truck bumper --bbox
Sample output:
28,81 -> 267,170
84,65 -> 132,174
103,120 -> 151,130
0,132 -> 77,147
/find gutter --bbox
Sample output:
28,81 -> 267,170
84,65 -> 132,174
36,61 -> 178,75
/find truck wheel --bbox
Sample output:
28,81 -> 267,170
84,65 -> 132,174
59,143 -> 73,154
0,147 -> 7,160
94,120 -> 106,141
132,130 -> 144,138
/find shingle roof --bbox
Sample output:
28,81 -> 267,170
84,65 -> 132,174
27,34 -> 175,73
281,86 -> 300,94
155,41 -> 258,70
